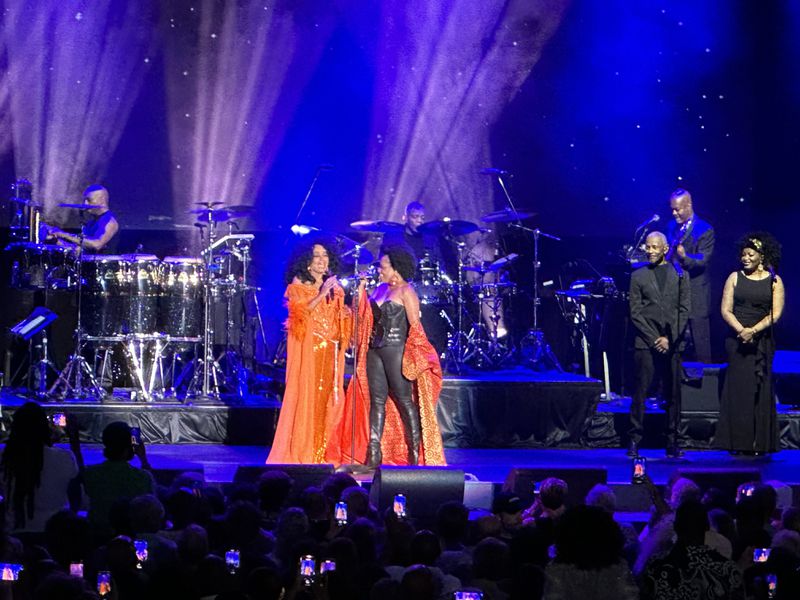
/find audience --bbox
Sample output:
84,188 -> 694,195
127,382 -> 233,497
1,404 -> 799,599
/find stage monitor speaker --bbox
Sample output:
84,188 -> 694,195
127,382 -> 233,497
681,362 -> 724,412
233,464 -> 335,498
676,467 -> 762,501
369,467 -> 465,522
503,467 -> 607,507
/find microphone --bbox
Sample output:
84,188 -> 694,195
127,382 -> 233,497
318,164 -> 335,171
480,167 -> 509,175
636,213 -> 660,230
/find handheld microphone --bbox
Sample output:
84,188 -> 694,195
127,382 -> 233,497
327,271 -> 336,301
636,213 -> 660,230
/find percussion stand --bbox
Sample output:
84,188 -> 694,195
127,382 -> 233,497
185,212 -> 224,403
511,224 -> 563,371
443,242 -> 471,373
49,222 -> 104,399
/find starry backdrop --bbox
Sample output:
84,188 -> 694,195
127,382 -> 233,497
0,0 -> 797,354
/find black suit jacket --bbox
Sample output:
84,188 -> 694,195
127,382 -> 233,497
629,263 -> 691,350
665,216 -> 714,317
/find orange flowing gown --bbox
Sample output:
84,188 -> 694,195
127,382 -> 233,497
326,290 -> 446,466
267,283 -> 351,464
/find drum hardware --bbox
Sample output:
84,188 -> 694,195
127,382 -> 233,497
8,179 -> 40,242
50,217 -> 105,400
510,224 -> 563,371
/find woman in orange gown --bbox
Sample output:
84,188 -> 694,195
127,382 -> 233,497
267,241 -> 351,464
326,246 -> 445,467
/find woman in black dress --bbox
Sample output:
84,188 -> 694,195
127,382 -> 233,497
715,232 -> 785,455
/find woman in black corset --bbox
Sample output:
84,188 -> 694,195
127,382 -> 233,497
365,246 -> 424,467
715,232 -> 785,455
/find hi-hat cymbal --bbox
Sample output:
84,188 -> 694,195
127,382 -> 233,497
350,220 -> 404,233
417,219 -> 479,236
481,208 -> 536,223
195,200 -> 225,207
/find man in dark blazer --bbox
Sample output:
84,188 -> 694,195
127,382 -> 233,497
665,189 -> 714,362
629,232 -> 691,458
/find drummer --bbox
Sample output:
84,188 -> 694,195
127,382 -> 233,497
47,185 -> 119,253
382,201 -> 446,271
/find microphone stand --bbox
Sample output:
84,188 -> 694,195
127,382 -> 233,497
511,223 -> 563,371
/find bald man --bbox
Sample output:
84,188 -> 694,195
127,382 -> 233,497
665,189 -> 714,362
49,184 -> 119,252
628,231 -> 690,458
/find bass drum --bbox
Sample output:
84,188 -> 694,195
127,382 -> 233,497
159,257 -> 205,339
80,255 -> 127,337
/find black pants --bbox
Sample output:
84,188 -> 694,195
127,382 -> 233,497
366,344 -> 419,451
630,348 -> 682,447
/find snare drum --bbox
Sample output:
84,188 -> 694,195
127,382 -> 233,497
159,257 -> 204,338
81,255 -> 127,337
5,242 -> 74,289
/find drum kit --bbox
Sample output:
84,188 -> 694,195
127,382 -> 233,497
346,209 -> 540,371
3,186 -> 262,403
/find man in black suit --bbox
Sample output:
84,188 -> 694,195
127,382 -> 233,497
629,232 -> 691,458
665,189 -> 714,362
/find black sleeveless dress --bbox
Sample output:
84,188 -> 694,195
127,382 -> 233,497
715,274 -> 778,453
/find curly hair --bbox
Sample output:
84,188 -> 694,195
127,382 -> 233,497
1,402 -> 52,528
737,231 -> 781,269
284,238 -> 341,285
382,246 -> 417,282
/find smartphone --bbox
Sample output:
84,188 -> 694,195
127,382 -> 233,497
97,571 -> 112,596
69,562 -> 84,578
739,483 -> 756,500
753,547 -> 771,563
393,494 -> 407,519
225,549 -> 240,573
454,592 -> 484,600
320,559 -> 336,573
0,564 -> 22,582
130,427 -> 142,446
632,457 -> 647,484
134,539 -> 149,566
299,555 -> 316,585
335,501 -> 348,526
52,413 -> 67,427
766,573 -> 777,599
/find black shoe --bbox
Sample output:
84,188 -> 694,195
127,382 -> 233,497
627,442 -> 639,457
665,447 -> 684,459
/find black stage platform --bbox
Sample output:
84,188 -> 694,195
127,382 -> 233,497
2,355 -> 800,450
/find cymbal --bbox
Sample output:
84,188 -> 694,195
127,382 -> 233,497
417,219 -> 479,236
489,253 -> 518,269
9,197 -> 43,208
195,201 -> 225,207
350,220 -> 404,233
225,205 -> 256,213
58,202 -> 95,210
481,208 -> 536,223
